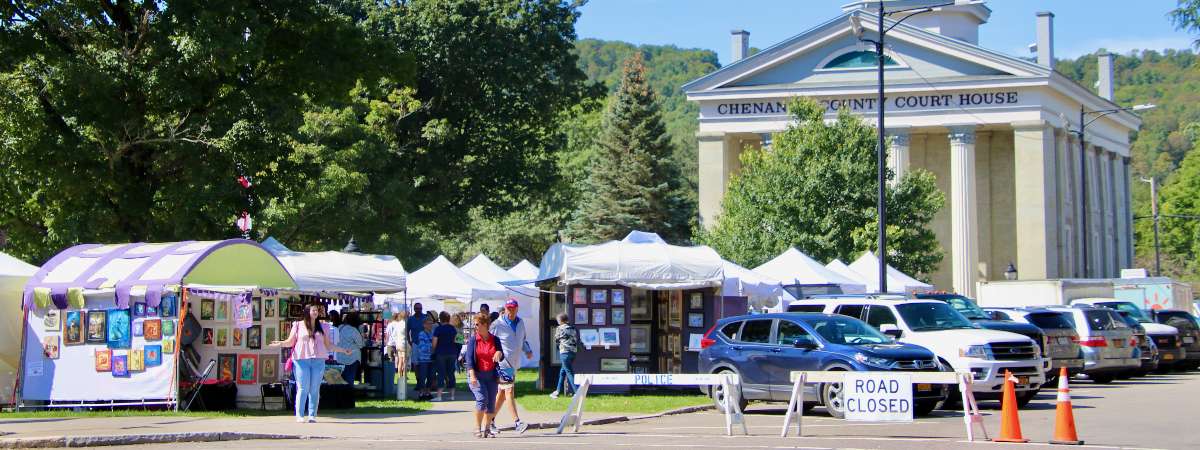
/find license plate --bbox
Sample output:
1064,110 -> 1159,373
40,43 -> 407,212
916,383 -> 932,391
1017,376 -> 1029,385
1113,340 -> 1126,348
1057,337 -> 1071,345
1163,353 -> 1175,360
1185,337 -> 1195,344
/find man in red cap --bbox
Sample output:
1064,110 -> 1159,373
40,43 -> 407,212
490,298 -> 533,434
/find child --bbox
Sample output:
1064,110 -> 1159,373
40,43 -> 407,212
415,316 -> 436,400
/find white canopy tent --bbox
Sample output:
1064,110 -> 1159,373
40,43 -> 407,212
826,259 -> 867,285
1,252 -> 38,405
507,260 -> 540,280
461,254 -> 541,367
721,260 -> 793,312
754,248 -> 867,294
533,232 -> 724,289
847,252 -> 934,294
406,256 -> 508,313
264,238 -> 406,293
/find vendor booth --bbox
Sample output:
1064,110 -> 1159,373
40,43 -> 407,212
16,240 -> 296,409
461,254 -> 541,368
846,252 -> 935,294
1,252 -> 38,405
406,256 -> 508,314
754,248 -> 867,298
721,260 -> 791,313
526,232 -> 725,391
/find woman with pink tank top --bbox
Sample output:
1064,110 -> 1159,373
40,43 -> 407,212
270,304 -> 352,422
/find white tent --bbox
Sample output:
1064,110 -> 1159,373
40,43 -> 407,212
847,251 -> 934,294
534,232 -> 724,289
754,248 -> 866,294
508,260 -> 540,280
461,254 -> 541,368
721,260 -> 793,312
406,256 -> 508,313
1,252 -> 37,405
265,239 -> 406,293
826,259 -> 867,284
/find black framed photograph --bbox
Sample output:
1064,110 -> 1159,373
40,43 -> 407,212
689,292 -> 703,310
687,312 -> 704,328
600,358 -> 628,372
630,291 -> 651,321
592,308 -> 607,326
573,287 -> 587,305
574,307 -> 589,325
630,324 -> 651,354
611,289 -> 624,306
611,308 -> 626,325
591,289 -> 607,304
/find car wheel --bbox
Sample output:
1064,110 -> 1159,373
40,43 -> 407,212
1090,374 -> 1114,384
1016,388 -> 1039,407
821,380 -> 847,419
710,370 -> 748,413
939,384 -> 961,410
914,399 -> 939,416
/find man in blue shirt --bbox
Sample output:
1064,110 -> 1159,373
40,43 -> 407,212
406,302 -> 425,371
490,299 -> 533,434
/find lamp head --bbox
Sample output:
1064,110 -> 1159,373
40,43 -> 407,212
1131,104 -> 1156,112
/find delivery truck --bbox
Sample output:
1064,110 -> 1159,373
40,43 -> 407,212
1112,275 -> 1195,314
976,279 -> 1114,308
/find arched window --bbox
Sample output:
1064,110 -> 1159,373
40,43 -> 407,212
821,50 -> 899,69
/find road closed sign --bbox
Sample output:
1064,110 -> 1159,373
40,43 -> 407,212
842,372 -> 913,422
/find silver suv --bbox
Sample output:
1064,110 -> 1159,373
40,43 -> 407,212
1044,306 -> 1138,384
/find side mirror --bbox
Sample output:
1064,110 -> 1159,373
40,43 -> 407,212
879,324 -> 902,339
793,338 -> 818,350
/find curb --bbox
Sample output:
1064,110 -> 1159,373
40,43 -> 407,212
499,404 -> 716,432
0,432 -> 313,448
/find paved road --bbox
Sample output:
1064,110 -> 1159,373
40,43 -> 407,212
13,371 -> 1197,449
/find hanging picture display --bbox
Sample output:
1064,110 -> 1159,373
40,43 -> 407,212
63,311 -> 83,345
234,297 -> 253,328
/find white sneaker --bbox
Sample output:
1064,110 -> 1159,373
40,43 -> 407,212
296,416 -> 306,423
307,416 -> 316,423
514,419 -> 529,434
488,423 -> 499,436
549,391 -> 559,399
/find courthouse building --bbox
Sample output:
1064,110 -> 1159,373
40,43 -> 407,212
684,0 -> 1143,296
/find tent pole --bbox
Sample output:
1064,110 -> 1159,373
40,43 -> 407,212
13,303 -> 30,409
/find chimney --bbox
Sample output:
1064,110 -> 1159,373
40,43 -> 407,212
1097,51 -> 1115,100
731,29 -> 749,62
1035,11 -> 1055,67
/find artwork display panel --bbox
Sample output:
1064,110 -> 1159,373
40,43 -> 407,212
217,353 -> 236,381
145,345 -> 162,367
143,318 -> 162,340
200,299 -> 214,320
216,300 -> 229,321
237,354 -> 258,384
95,349 -> 111,371
106,309 -> 132,349
86,311 -> 107,344
63,311 -> 83,345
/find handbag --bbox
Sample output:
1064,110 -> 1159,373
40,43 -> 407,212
497,366 -> 515,384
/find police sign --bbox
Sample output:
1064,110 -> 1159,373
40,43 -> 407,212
842,372 -> 913,422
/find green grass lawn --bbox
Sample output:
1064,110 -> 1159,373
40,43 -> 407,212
402,368 -> 710,414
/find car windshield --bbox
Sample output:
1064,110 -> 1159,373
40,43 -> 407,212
801,316 -> 892,345
1026,312 -> 1073,329
1100,302 -> 1151,323
942,296 -> 989,320
896,303 -> 974,331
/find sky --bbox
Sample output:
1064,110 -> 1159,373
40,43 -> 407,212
575,0 -> 1197,65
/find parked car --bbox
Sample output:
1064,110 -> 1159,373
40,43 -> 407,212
1149,309 -> 1200,370
698,312 -> 946,418
983,307 -> 1084,383
1114,310 -> 1159,376
916,293 -> 1047,351
1070,299 -> 1184,370
1043,306 -> 1139,383
789,296 -> 1046,406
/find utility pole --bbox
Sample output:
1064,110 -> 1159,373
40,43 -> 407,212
1141,177 -> 1161,276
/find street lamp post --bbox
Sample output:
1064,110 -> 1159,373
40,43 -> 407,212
1069,103 -> 1155,277
851,1 -> 968,293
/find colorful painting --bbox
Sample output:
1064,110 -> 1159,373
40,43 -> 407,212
279,320 -> 291,340
572,287 -> 587,305
111,354 -> 129,377
251,297 -> 262,321
592,308 -> 607,326
143,318 -> 162,340
216,327 -> 228,347
247,325 -> 261,349
591,289 -> 608,304
216,299 -> 229,321
611,308 -> 626,325
133,302 -> 146,317
259,354 -> 279,383
235,298 -> 253,327
202,328 -> 213,345
162,319 -> 175,338
42,335 -> 59,359
218,353 -> 236,381
160,294 -> 177,318
129,349 -> 144,371
574,307 -> 589,325
611,289 -> 625,306
132,321 -> 143,337
44,309 -> 61,330
689,292 -> 703,310
688,312 -> 704,328
237,354 -> 258,384
200,299 -> 214,320
264,299 -> 276,319
232,327 -> 243,347
106,309 -> 132,349
86,310 -> 107,344
146,304 -> 157,316
145,344 -> 162,367
95,349 -> 111,371
162,339 -> 175,354
63,311 -> 83,345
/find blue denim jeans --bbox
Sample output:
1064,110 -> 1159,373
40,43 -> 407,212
293,358 -> 325,418
435,354 -> 457,391
416,361 -> 434,391
556,352 -> 577,395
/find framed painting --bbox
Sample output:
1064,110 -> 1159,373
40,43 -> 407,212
237,354 -> 258,384
146,304 -> 157,317
200,299 -> 214,320
251,297 -> 262,321
162,319 -> 175,338
44,309 -> 61,331
216,327 -> 228,347
591,289 -> 607,304
599,327 -> 619,346
132,320 -> 144,337
279,320 -> 292,340
247,325 -> 262,349
592,308 -> 607,326
611,308 -> 626,325
599,358 -> 628,372
160,294 -> 177,318
216,300 -> 229,321
145,344 -> 162,367
63,311 -> 84,345
41,336 -> 60,359
143,318 -> 162,340
162,339 -> 175,354
288,303 -> 304,319
86,310 -> 107,344
572,287 -> 587,305
106,309 -> 132,349
574,307 -> 589,325
218,353 -> 236,381
111,354 -> 129,377
265,326 -> 276,344
629,324 -> 651,354
259,354 -> 279,383
95,349 -> 112,371
668,292 -> 682,328
132,302 -> 146,318
202,328 -> 214,345
611,289 -> 625,306
630,291 -> 651,321
129,349 -> 144,371
689,292 -> 703,310
264,299 -> 276,319
232,327 -> 244,347
687,312 -> 704,328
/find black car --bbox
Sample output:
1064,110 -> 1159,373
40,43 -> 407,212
916,293 -> 1047,353
1150,309 -> 1200,370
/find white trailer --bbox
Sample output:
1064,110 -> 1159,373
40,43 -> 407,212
1112,276 -> 1195,313
975,279 -> 1114,308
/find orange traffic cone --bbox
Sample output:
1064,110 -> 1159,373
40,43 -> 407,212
994,370 -> 1028,443
1050,367 -> 1083,445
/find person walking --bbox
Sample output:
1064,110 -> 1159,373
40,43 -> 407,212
433,311 -> 459,401
385,310 -> 409,399
490,299 -> 533,434
407,302 -> 425,374
551,313 -> 579,399
414,315 -> 436,400
336,312 -> 365,384
465,312 -> 505,438
270,304 -> 352,423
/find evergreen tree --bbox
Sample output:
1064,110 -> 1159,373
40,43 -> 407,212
567,53 -> 692,243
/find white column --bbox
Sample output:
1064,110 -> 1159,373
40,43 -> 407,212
950,126 -> 979,297
1102,151 -> 1119,276
1085,144 -> 1102,277
1013,122 -> 1060,280
888,128 -> 911,185
1069,134 -> 1085,277
1055,128 -> 1075,277
698,132 -> 736,229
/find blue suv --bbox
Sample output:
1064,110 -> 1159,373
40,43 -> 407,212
698,313 -> 946,418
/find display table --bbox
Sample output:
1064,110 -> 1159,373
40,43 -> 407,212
283,381 -> 357,410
